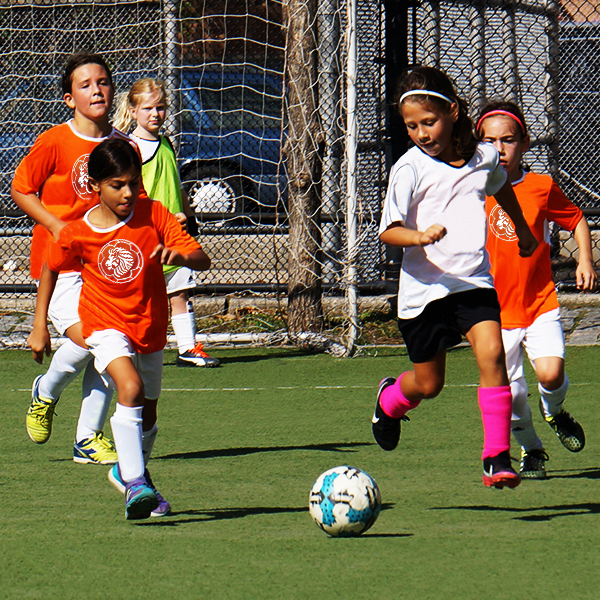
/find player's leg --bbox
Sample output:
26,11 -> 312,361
108,350 -> 171,517
502,327 -> 547,479
526,309 -> 585,452
72,359 -> 118,464
88,330 -> 158,519
166,268 -> 220,368
463,298 -> 520,489
26,274 -> 93,444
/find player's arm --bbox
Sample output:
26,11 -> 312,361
379,221 -> 447,247
150,245 -> 211,271
11,186 -> 67,240
573,216 -> 597,291
493,180 -> 538,257
27,263 -> 59,364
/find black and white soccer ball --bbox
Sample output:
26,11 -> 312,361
309,466 -> 381,537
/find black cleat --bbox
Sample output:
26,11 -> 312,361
371,377 -> 408,451
482,450 -> 521,489
519,448 -> 549,479
540,402 -> 585,452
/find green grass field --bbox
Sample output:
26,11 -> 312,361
1,345 -> 600,599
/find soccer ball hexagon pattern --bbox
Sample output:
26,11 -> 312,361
309,466 -> 381,537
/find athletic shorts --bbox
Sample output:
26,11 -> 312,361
164,266 -> 196,294
398,288 -> 501,364
45,272 -> 82,335
502,308 -> 565,382
85,329 -> 164,399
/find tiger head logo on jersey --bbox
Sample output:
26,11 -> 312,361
72,154 -> 93,201
489,204 -> 518,242
98,240 -> 144,284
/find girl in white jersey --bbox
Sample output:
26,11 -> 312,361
114,78 -> 220,369
373,66 -> 538,489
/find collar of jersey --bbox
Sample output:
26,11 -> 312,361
83,204 -> 134,233
67,119 -> 115,143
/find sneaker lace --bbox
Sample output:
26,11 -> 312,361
94,431 -> 116,451
30,400 -> 56,421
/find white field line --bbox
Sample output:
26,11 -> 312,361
18,382 -> 592,393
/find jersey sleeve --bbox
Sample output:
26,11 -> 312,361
379,162 -> 416,235
484,146 -> 508,197
46,226 -> 84,273
12,129 -> 57,195
547,180 -> 583,231
152,200 -> 201,254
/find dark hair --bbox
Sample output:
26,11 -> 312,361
88,138 -> 141,183
396,66 -> 477,160
61,52 -> 113,95
476,100 -> 528,139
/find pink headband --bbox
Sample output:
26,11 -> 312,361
476,109 -> 525,133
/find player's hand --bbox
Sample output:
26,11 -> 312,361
418,224 -> 447,246
50,219 -> 68,241
576,261 -> 597,291
174,212 -> 187,230
516,226 -> 538,257
27,327 -> 52,364
150,243 -> 184,266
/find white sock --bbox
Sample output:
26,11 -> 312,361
110,404 -> 144,483
510,377 -> 543,451
76,361 -> 114,442
142,425 -> 158,466
38,339 -> 91,401
539,373 -> 569,418
171,309 -> 196,354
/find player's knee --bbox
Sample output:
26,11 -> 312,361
117,378 -> 145,406
537,370 -> 564,391
415,378 -> 444,399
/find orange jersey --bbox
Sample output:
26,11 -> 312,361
486,171 -> 582,329
12,121 -> 141,279
47,198 -> 201,354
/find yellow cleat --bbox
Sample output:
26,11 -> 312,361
73,431 -> 118,464
26,375 -> 56,444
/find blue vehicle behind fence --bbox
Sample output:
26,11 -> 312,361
0,66 -> 286,222
177,66 -> 286,218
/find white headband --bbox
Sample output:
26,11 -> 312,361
399,90 -> 454,105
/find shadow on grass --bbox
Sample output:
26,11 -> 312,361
431,502 -> 600,521
154,441 -> 373,461
546,467 -> 600,480
163,348 -> 316,367
136,502 -> 398,529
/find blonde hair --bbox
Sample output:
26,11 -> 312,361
113,78 -> 169,133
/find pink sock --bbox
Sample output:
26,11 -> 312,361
478,386 -> 512,460
380,372 -> 421,419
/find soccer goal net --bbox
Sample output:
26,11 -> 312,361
0,0 -> 599,353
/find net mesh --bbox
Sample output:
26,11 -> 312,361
0,0 -> 599,352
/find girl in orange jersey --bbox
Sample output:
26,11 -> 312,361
477,101 -> 596,479
28,138 -> 211,519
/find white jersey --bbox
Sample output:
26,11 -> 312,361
380,142 -> 507,319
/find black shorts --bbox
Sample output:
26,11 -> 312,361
398,288 -> 501,364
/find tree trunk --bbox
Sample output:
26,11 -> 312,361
284,0 -> 324,339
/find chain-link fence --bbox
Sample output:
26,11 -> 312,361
1,0 -> 599,351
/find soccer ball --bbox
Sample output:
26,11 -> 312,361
309,466 -> 381,537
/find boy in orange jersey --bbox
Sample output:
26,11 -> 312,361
477,100 -> 597,479
12,53 -> 137,464
28,138 -> 211,519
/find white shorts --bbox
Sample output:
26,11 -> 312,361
85,329 -> 164,399
502,308 -> 565,382
164,266 -> 196,294
45,272 -> 82,335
